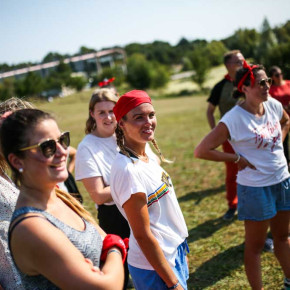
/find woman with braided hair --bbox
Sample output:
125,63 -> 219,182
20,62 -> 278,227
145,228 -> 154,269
195,61 -> 290,289
110,90 -> 189,290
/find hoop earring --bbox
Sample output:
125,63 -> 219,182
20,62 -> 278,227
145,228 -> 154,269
19,168 -> 23,173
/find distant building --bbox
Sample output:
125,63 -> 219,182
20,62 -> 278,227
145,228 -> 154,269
0,48 -> 126,82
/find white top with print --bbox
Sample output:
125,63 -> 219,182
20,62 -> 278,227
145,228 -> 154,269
111,152 -> 188,270
221,96 -> 290,187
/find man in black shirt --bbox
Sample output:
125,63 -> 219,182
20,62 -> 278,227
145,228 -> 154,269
206,50 -> 244,220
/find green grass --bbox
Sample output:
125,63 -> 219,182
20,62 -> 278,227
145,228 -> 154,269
35,73 -> 285,289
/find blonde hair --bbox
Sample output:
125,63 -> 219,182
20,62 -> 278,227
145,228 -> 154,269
56,188 -> 97,227
85,88 -> 118,134
0,97 -> 33,115
0,97 -> 34,173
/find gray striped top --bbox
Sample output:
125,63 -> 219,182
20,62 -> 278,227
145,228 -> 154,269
10,207 -> 102,289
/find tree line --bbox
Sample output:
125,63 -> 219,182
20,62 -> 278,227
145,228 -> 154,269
0,18 -> 289,100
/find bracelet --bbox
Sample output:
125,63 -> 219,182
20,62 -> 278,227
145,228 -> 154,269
168,281 -> 179,289
107,249 -> 122,256
234,153 -> 241,163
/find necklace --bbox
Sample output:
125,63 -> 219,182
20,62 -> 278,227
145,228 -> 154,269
125,146 -> 149,162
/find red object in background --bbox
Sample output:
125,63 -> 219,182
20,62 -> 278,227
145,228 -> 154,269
98,77 -> 115,87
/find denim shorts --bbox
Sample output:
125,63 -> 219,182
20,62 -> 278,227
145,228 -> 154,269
237,178 -> 290,221
128,239 -> 189,290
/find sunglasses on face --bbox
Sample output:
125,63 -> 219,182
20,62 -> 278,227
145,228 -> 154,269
258,78 -> 272,87
19,131 -> 70,158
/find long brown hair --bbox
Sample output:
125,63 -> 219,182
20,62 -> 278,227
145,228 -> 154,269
85,88 -> 118,134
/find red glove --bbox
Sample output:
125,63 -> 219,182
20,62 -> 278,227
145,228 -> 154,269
101,234 -> 128,264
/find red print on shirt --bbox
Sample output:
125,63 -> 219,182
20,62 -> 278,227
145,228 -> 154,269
252,121 -> 280,152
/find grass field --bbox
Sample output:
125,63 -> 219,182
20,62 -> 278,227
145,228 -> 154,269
35,71 -> 285,289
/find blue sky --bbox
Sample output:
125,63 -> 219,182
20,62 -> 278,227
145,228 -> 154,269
1,0 -> 289,65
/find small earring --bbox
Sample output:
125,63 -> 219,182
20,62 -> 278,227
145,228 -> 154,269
19,168 -> 23,173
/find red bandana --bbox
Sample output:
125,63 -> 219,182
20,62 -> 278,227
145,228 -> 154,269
113,90 -> 152,122
237,61 -> 258,92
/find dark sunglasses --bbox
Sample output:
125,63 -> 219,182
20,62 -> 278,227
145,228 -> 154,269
259,78 -> 272,87
274,73 -> 282,78
19,131 -> 70,158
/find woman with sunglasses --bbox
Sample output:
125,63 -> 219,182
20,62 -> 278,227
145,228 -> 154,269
110,90 -> 189,290
1,109 -> 125,289
269,66 -> 290,166
195,62 -> 290,289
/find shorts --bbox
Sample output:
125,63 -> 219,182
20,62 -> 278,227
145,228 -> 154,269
128,239 -> 189,290
237,178 -> 290,221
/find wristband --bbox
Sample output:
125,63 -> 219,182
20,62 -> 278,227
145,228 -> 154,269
168,281 -> 179,289
234,153 -> 241,163
107,249 -> 122,256
100,234 -> 128,264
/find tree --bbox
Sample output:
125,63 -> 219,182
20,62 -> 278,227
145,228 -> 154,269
205,41 -> 227,66
256,18 -> 277,63
126,54 -> 169,90
187,48 -> 210,89
42,52 -> 65,63
67,76 -> 87,91
265,42 -> 290,79
222,28 -> 260,59
150,62 -> 170,89
273,20 -> 290,44
77,46 -> 96,55
0,78 -> 15,101
126,54 -> 152,89
25,72 -> 44,96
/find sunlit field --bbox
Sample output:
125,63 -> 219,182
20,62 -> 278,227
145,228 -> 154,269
35,70 -> 285,289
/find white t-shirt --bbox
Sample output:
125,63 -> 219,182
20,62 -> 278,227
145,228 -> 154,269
220,97 -> 290,187
110,152 -> 188,270
75,134 -> 118,206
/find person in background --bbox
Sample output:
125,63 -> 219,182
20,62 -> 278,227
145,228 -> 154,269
0,97 -> 33,290
206,50 -> 245,220
2,108 -> 125,289
195,62 -> 290,289
111,90 -> 189,290
269,66 -> 290,165
75,88 -> 132,288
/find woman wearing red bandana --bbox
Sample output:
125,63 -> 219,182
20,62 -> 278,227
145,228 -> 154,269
195,62 -> 290,289
110,90 -> 189,290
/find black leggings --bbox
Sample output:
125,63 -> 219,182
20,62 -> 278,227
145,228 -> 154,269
98,204 -> 130,289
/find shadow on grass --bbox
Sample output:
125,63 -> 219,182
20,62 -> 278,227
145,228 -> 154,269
187,216 -> 235,244
188,243 -> 244,289
178,184 -> 226,205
